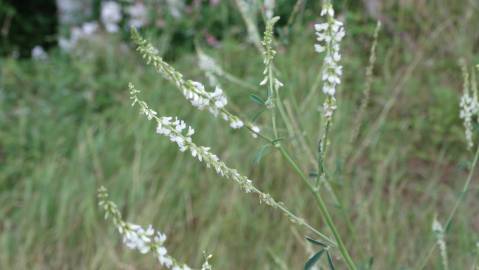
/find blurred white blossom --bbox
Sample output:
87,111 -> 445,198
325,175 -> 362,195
58,21 -> 99,52
432,217 -> 448,270
127,2 -> 148,28
166,0 -> 185,19
101,1 -> 122,33
31,46 -> 47,60
82,21 -> 98,35
264,0 -> 275,19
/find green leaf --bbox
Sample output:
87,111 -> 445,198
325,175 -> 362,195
304,250 -> 325,270
250,94 -> 266,105
305,236 -> 327,247
326,251 -> 335,270
253,144 -> 271,164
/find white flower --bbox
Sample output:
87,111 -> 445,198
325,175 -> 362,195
159,255 -> 173,267
127,2 -> 148,28
459,63 -> 479,149
264,0 -> 275,19
58,21 -> 99,52
82,21 -> 98,35
230,119 -> 244,129
314,4 -> 345,98
98,187 -> 193,269
101,1 -> 122,33
323,97 -> 337,118
166,0 -> 184,19
211,86 -> 227,109
432,217 -> 448,270
251,125 -> 260,138
132,32 -> 266,137
31,46 -> 47,60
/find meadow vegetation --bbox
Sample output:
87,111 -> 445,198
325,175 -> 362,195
1,0 -> 479,269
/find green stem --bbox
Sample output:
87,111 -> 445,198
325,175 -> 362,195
278,145 -> 357,270
268,65 -> 279,139
416,144 -> 479,269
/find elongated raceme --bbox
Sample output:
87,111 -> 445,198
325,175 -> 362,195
459,61 -> 479,149
98,186 -> 193,270
314,2 -> 345,120
432,217 -> 449,270
128,83 -> 335,246
131,28 -> 262,137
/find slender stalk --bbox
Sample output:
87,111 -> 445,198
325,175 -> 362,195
278,145 -> 357,270
416,144 -> 479,269
269,66 -> 279,139
445,144 -> 479,229
317,116 -> 331,186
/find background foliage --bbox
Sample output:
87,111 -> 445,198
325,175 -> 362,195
1,0 -> 479,269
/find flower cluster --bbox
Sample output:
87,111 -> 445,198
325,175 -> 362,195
128,83 -> 335,246
432,218 -> 448,270
187,81 -> 228,115
127,2 -> 148,28
263,0 -> 276,19
59,21 -> 99,51
156,117 -> 195,152
201,254 -> 213,270
130,84 -> 250,189
58,1 -> 149,52
101,1 -> 122,33
131,29 -> 263,136
459,63 -> 479,149
97,186 -> 191,270
101,1 -> 149,31
314,2 -> 345,97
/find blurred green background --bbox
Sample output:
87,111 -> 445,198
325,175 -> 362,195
1,0 -> 479,269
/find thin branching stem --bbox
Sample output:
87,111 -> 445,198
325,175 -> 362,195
277,145 -> 357,270
417,144 -> 479,269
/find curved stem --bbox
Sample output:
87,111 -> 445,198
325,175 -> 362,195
278,146 -> 357,270
416,144 -> 479,269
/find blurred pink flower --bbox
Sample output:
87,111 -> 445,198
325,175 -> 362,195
205,32 -> 219,47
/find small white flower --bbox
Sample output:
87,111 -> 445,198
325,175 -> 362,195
314,44 -> 325,53
127,2 -> 148,28
230,119 -> 244,129
101,1 -> 122,33
58,38 -> 73,51
314,3 -> 345,98
251,125 -> 260,138
82,21 -> 98,35
31,46 -> 47,60
159,255 -> 173,267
